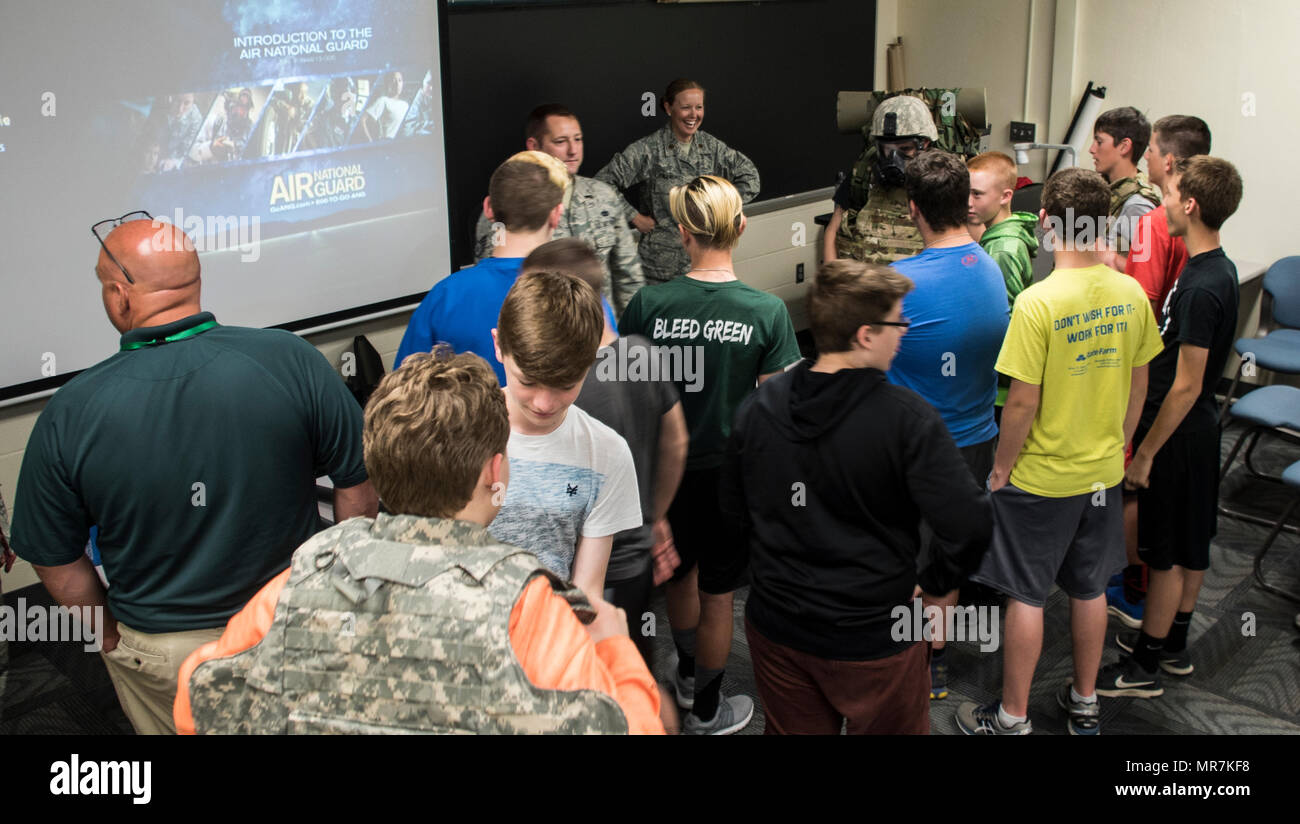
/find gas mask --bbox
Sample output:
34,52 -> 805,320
873,138 -> 926,188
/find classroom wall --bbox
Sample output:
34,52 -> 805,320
0,199 -> 827,594
1071,0 -> 1299,271
882,0 -> 1057,181
879,0 -> 1300,268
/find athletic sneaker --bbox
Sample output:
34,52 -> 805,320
955,701 -> 1032,735
930,655 -> 949,700
1056,684 -> 1100,735
1115,630 -> 1194,676
1108,571 -> 1124,589
682,693 -> 753,735
673,669 -> 695,709
1105,584 -> 1145,629
1095,656 -> 1163,698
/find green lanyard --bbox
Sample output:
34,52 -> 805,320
120,320 -> 218,351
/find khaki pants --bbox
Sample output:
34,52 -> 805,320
101,622 -> 224,735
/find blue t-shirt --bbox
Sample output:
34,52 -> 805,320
888,243 -> 1009,447
395,257 -> 618,386
395,257 -> 524,385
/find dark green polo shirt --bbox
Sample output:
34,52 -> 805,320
12,313 -> 367,633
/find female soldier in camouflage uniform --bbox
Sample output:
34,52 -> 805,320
597,79 -> 760,285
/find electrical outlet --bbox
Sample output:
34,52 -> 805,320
796,262 -> 805,284
1009,121 -> 1036,143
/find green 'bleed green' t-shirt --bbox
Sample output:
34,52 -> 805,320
619,276 -> 801,469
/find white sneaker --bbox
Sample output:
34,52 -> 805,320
673,669 -> 695,709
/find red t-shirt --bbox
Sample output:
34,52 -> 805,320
1125,206 -> 1188,319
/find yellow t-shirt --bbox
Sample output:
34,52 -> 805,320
996,264 -> 1163,497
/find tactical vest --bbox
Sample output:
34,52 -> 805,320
1108,174 -> 1162,254
1109,174 -> 1162,217
836,184 -> 923,264
189,517 -> 630,734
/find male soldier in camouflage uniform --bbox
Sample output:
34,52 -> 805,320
824,94 -> 942,265
1091,106 -> 1162,264
175,351 -> 666,735
475,105 -> 645,316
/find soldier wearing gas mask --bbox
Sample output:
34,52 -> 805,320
824,95 -> 939,264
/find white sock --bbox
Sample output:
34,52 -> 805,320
1070,686 -> 1097,704
997,703 -> 1026,727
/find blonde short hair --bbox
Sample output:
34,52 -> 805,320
363,349 -> 508,518
669,175 -> 744,250
967,151 -> 1018,196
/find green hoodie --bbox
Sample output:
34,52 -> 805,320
979,211 -> 1039,307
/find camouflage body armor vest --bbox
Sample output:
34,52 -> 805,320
1108,174 -> 1162,254
836,184 -> 923,264
1109,174 -> 1162,217
189,516 -> 629,734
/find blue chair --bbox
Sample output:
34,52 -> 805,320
1219,385 -> 1300,540
1219,256 -> 1300,424
1249,459 -> 1300,604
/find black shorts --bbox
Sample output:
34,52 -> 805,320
1135,425 -> 1219,572
667,467 -> 748,595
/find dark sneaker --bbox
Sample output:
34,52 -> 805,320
1105,584 -> 1145,630
1115,630 -> 1194,676
1056,684 -> 1100,735
682,694 -> 753,735
1095,656 -> 1163,698
956,701 -> 1032,735
930,655 -> 949,700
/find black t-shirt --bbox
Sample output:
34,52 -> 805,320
574,335 -> 679,581
1142,248 -> 1239,433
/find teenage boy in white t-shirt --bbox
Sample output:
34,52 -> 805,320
489,270 -> 642,602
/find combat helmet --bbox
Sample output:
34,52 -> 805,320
871,95 -> 940,143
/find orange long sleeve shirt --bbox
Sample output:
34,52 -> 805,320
174,571 -> 663,735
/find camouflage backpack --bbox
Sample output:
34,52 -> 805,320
188,515 -> 630,735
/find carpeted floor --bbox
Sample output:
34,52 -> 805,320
3,420 -> 1298,735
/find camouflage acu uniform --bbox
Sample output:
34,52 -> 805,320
596,125 -> 760,284
188,514 -> 629,734
474,175 -> 646,316
836,89 -> 982,265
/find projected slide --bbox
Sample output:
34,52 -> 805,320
0,0 -> 450,399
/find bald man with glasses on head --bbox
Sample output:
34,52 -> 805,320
10,214 -> 377,734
